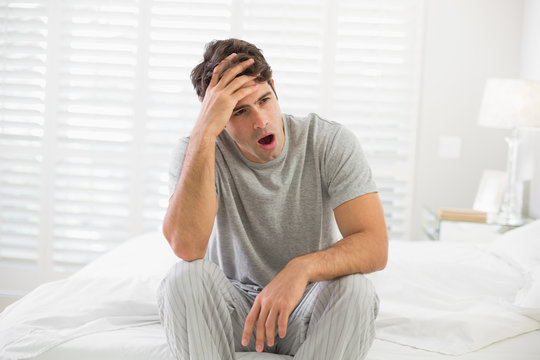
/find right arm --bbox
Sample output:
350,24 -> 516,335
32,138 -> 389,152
162,54 -> 259,261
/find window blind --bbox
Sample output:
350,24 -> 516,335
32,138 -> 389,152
240,0 -> 325,116
0,0 -> 47,273
143,0 -> 232,232
0,0 -> 424,299
50,0 -> 140,272
332,0 -> 423,240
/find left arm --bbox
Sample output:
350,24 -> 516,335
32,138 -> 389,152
298,191 -> 388,281
242,192 -> 388,351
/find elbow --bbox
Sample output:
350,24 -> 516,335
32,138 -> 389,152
174,248 -> 205,262
162,222 -> 206,262
377,250 -> 388,271
367,229 -> 388,272
376,232 -> 389,271
169,237 -> 205,262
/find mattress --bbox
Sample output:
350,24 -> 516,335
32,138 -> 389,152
32,325 -> 540,360
2,220 -> 540,359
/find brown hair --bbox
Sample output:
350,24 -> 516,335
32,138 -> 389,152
191,39 -> 275,99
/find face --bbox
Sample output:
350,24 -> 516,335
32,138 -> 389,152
224,81 -> 285,163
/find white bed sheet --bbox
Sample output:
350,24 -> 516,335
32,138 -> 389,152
2,223 -> 540,359
32,324 -> 291,360
32,324 -> 540,360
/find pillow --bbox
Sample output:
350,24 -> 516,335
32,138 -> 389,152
513,264 -> 540,309
488,219 -> 540,271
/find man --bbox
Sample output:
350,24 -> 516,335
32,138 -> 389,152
158,38 -> 388,360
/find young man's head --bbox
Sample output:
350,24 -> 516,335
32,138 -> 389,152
191,38 -> 276,100
191,39 -> 285,164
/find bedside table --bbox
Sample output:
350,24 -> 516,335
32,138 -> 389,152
421,207 -> 522,244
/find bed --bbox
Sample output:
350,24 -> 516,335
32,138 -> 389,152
1,220 -> 540,360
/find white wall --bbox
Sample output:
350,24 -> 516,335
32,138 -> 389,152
521,0 -> 540,80
520,0 -> 540,219
411,0 -> 525,239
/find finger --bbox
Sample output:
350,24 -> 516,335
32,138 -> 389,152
265,307 -> 278,347
217,58 -> 255,89
230,77 -> 259,100
255,305 -> 270,352
242,301 -> 260,347
231,83 -> 260,103
226,74 -> 260,95
208,53 -> 237,89
277,310 -> 289,339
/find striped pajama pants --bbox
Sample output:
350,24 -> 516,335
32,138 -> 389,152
157,259 -> 378,360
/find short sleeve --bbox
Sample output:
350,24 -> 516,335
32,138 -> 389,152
323,125 -> 377,209
168,137 -> 190,199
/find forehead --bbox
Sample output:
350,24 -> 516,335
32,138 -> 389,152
236,81 -> 273,105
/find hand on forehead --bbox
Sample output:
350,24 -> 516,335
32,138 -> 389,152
218,53 -> 260,80
239,79 -> 260,91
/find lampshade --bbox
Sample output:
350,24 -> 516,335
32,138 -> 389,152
478,79 -> 540,129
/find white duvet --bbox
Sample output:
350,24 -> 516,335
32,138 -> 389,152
369,241 -> 539,354
1,221 -> 540,359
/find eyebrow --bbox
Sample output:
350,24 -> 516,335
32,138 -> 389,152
233,91 -> 272,113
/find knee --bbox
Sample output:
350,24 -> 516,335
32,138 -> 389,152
331,274 -> 379,318
159,259 -> 220,300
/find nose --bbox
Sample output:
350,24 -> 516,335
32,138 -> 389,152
252,109 -> 268,129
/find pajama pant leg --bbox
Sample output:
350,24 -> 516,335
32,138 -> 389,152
157,260 -> 378,360
156,259 -> 257,360
275,274 -> 379,360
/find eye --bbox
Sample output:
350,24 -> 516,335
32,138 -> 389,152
233,108 -> 246,117
259,97 -> 270,105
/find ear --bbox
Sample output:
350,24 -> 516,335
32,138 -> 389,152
269,78 -> 278,100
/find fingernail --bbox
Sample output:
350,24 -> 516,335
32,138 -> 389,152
256,345 -> 263,352
242,338 -> 247,346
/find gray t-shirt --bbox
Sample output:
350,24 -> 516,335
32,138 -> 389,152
168,113 -> 377,290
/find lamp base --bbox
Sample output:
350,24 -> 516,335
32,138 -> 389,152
497,212 -> 523,226
497,128 -> 524,227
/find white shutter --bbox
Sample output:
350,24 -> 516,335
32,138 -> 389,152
0,0 -> 424,303
240,0 -> 325,116
142,0 -> 232,232
0,1 -> 47,268
332,0 -> 423,240
50,0 -> 140,272
0,0 -> 48,302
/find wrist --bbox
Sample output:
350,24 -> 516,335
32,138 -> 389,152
194,112 -> 228,140
288,255 -> 315,283
190,126 -> 218,145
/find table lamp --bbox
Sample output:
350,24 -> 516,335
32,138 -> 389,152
478,78 -> 540,226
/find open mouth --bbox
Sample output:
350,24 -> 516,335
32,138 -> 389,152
258,134 -> 274,145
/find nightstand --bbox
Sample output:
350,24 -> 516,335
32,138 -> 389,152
421,206 -> 523,244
